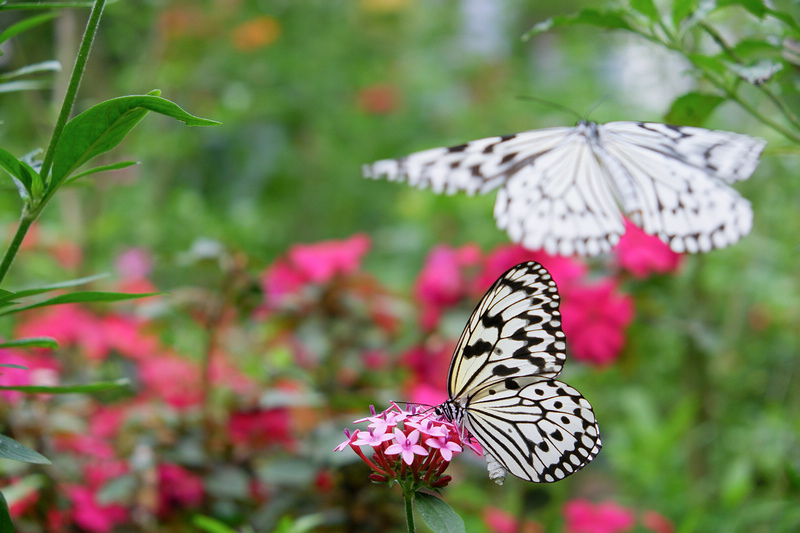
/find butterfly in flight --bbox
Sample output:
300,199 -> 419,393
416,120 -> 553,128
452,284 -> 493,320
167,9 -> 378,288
434,261 -> 600,484
363,121 -> 766,256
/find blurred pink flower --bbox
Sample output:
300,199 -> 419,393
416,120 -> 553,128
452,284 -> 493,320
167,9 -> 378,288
262,234 -> 371,307
66,485 -> 128,533
158,463 -> 204,515
89,405 -> 128,439
99,315 -> 161,360
115,247 -> 152,281
402,343 -> 452,397
483,506 -> 542,533
562,279 -> 634,365
614,219 -> 683,278
16,305 -> 108,361
0,350 -> 60,403
85,459 -> 129,488
477,244 -> 586,295
138,354 -> 202,409
407,382 -> 447,407
564,499 -> 635,533
228,408 -> 294,451
415,244 -> 481,329
641,510 -> 675,533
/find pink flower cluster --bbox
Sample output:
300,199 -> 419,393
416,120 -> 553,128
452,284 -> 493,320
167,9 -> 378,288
564,499 -> 674,533
335,403 -> 466,488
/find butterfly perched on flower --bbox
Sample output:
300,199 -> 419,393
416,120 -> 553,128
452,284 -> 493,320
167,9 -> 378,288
435,261 -> 600,484
363,121 -> 766,256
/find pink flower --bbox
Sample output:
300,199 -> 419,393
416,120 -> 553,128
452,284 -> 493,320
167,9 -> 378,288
425,435 -> 462,461
386,428 -> 429,465
561,279 -> 634,365
16,305 -> 108,361
402,343 -> 453,397
228,408 -> 294,451
614,219 -> 683,278
414,244 -> 481,329
483,506 -> 542,533
115,247 -> 152,281
0,350 -> 60,403
261,234 -> 371,307
564,499 -> 635,533
477,244 -> 586,295
65,485 -> 128,533
158,463 -> 204,515
138,354 -> 202,408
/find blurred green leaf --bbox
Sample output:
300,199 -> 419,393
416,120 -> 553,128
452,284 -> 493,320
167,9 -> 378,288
0,491 -> 13,533
0,378 -> 130,394
0,146 -> 38,198
0,434 -> 50,464
688,53 -> 729,78
192,515 -> 239,533
0,273 -> 108,304
0,364 -> 28,370
0,80 -> 50,93
0,2 -> 95,10
526,9 -> 633,39
50,93 -> 220,187
0,61 -> 61,81
65,160 -> 138,184
630,0 -> 659,21
415,492 -> 465,533
664,92 -> 725,126
672,0 -> 699,27
0,337 -> 59,350
0,291 -> 159,316
0,12 -> 58,45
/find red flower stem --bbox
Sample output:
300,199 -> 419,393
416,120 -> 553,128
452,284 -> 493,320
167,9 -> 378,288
350,445 -> 392,476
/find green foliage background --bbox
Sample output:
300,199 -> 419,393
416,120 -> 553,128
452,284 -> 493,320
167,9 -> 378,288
1,0 -> 799,531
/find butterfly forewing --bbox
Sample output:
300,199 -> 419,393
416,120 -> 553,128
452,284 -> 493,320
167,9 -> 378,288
465,378 -> 601,483
447,262 -> 567,401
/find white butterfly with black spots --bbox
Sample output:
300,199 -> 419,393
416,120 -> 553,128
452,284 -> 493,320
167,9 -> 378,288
363,121 -> 766,256
435,261 -> 600,484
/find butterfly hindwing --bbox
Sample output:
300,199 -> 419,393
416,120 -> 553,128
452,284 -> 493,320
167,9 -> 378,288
447,262 -> 567,401
465,378 -> 601,483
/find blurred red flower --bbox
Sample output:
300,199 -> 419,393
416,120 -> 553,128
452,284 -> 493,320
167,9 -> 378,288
231,16 -> 282,51
357,83 -> 401,114
614,219 -> 683,278
564,499 -> 635,533
415,244 -> 481,329
138,354 -> 202,409
483,506 -> 542,533
228,408 -> 294,451
16,305 -> 108,361
158,463 -> 204,515
477,244 -> 586,295
0,349 -> 59,403
561,280 -> 634,365
65,485 -> 128,533
402,342 -> 453,404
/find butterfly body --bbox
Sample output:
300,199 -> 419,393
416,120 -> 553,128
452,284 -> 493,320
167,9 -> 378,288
434,261 -> 600,484
363,121 -> 766,256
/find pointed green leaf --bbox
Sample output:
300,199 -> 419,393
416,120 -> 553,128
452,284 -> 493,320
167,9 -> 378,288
0,12 -> 58,45
0,337 -> 58,350
50,94 -> 220,187
631,0 -> 659,21
65,160 -> 138,184
665,92 -> 725,126
0,146 -> 37,198
0,378 -> 130,394
0,491 -> 13,533
672,0 -> 698,27
0,273 -> 108,304
0,434 -> 50,464
192,515 -> 240,533
0,291 -> 159,316
0,79 -> 50,93
415,492 -> 465,533
0,2 -> 95,10
526,9 -> 633,39
0,60 -> 61,81
0,364 -> 28,370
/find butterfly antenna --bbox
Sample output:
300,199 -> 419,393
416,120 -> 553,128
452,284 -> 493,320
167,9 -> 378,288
582,96 -> 609,121
515,95 -> 583,122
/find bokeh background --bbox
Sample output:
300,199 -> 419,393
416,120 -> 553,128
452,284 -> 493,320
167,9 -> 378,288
1,1 -> 799,532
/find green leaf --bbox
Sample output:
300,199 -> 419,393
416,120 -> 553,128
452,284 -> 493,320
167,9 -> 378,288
688,53 -> 729,78
0,60 -> 61,81
0,146 -> 38,199
50,94 -> 220,187
0,364 -> 28,370
0,80 -> 51,94
0,491 -> 13,533
0,273 -> 108,304
0,2 -> 95,10
192,515 -> 239,533
0,434 -> 50,464
0,337 -> 58,350
672,0 -> 698,27
525,9 -> 633,39
664,92 -> 725,126
0,291 -> 160,316
65,160 -> 138,184
415,492 -> 465,533
0,12 -> 58,45
716,0 -> 767,18
0,378 -> 130,394
631,0 -> 659,21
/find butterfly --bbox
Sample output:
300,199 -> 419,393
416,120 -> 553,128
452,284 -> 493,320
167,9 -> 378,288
363,121 -> 766,256
434,261 -> 600,484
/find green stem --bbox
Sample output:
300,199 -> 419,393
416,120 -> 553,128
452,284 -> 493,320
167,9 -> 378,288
0,0 -> 105,286
403,485 -> 416,533
39,0 -> 106,183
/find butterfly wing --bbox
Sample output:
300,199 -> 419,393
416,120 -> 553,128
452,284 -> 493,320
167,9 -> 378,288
598,122 -> 765,253
447,262 -> 567,401
464,378 -> 601,483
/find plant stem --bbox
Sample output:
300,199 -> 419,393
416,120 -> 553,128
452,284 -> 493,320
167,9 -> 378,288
39,0 -> 106,183
0,0 -> 105,286
402,484 -> 416,533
